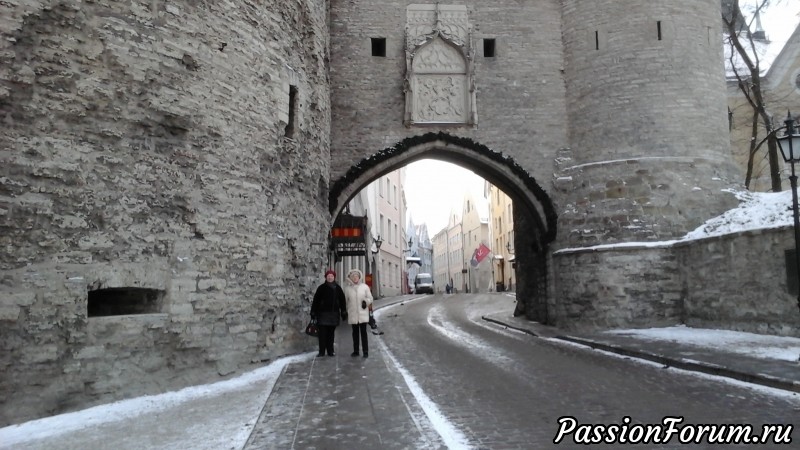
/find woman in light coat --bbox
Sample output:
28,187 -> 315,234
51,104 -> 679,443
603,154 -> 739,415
343,269 -> 373,358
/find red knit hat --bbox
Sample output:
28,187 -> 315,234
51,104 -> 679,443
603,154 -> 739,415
325,269 -> 336,278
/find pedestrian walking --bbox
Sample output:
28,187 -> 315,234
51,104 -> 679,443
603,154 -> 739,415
310,269 -> 347,357
344,269 -> 373,358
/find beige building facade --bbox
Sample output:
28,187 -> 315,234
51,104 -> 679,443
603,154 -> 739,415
431,227 -> 449,293
431,211 -> 465,293
374,169 -> 408,297
487,182 -> 516,292
460,192 -> 491,293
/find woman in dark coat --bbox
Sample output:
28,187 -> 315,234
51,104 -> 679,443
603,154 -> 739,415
310,269 -> 347,357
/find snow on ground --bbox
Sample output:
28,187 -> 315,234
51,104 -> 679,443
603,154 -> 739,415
558,188 -> 795,253
375,338 -> 471,449
605,325 -> 800,362
0,353 -> 312,450
427,303 -> 517,370
684,189 -> 793,240
375,298 -> 473,450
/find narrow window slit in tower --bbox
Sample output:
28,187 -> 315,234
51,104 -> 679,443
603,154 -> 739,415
657,21 -> 662,41
285,85 -> 297,138
371,38 -> 386,57
483,38 -> 496,58
595,31 -> 600,50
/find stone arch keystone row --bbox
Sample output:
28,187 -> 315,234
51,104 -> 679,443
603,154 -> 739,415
328,132 -> 558,250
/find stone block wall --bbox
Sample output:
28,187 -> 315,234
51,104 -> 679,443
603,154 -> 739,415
679,228 -> 800,336
551,227 -> 800,337
329,0 -> 568,186
0,0 -> 331,425
551,244 -> 684,330
553,154 -> 740,247
558,0 -> 742,248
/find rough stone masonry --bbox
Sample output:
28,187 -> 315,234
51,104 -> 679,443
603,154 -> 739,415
0,0 -> 331,425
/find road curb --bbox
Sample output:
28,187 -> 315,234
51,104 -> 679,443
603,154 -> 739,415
481,315 -> 540,337
480,315 -> 800,394
553,335 -> 800,394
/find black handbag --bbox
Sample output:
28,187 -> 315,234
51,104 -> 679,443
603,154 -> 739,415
305,319 -> 318,337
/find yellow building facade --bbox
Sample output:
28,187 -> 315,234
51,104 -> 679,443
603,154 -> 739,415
487,182 -> 516,291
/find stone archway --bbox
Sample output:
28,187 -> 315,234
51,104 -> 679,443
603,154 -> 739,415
329,132 -> 557,322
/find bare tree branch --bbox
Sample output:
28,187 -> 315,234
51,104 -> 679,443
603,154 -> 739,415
723,0 -> 782,191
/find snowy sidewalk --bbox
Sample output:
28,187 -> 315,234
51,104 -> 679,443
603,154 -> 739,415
0,353 -> 310,450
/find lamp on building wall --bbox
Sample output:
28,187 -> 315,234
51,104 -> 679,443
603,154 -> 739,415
375,234 -> 384,251
506,241 -> 514,254
776,111 -> 800,314
402,237 -> 414,253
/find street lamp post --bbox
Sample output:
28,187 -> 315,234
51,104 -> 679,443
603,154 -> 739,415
374,234 -> 383,298
776,111 -> 800,314
506,241 -> 514,292
403,237 -> 414,294
462,261 -> 467,293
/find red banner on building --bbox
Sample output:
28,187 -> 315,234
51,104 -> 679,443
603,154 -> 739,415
470,243 -> 491,267
475,243 -> 491,263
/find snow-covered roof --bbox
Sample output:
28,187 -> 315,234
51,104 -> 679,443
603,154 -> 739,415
724,2 -> 800,78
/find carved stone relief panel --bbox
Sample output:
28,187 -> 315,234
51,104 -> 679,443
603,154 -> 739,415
411,39 -> 467,123
404,4 -> 476,126
406,4 -> 470,49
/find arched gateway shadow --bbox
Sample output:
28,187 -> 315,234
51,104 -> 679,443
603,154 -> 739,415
329,132 -> 558,322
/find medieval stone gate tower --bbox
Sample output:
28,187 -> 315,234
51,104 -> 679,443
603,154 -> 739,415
1,0 -> 741,424
329,0 -> 740,325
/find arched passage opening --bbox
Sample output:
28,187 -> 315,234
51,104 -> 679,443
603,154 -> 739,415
328,132 -> 558,323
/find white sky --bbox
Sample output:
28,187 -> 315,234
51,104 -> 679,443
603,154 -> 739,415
755,0 -> 799,47
405,159 -> 486,235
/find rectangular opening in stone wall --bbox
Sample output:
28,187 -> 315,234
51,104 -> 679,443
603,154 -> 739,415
371,38 -> 386,57
483,39 -> 496,57
285,85 -> 298,138
88,288 -> 164,317
657,21 -> 662,40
